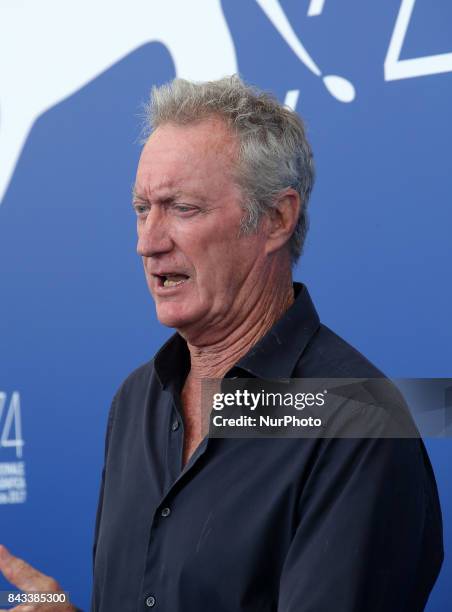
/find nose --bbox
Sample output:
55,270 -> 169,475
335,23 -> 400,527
136,205 -> 173,257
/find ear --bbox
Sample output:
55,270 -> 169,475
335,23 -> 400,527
264,188 -> 301,257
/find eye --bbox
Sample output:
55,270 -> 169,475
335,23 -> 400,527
173,204 -> 197,214
133,202 -> 149,216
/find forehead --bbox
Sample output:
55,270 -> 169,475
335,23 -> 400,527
135,117 -> 239,197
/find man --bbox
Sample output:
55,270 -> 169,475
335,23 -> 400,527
0,76 -> 443,611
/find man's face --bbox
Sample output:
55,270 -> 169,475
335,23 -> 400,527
133,117 -> 269,340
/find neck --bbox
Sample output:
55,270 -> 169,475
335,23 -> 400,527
186,279 -> 294,381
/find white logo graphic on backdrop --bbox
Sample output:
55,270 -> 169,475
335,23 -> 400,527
0,392 -> 26,504
256,0 -> 356,110
0,0 -> 237,206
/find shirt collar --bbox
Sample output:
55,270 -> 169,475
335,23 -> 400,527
154,282 -> 320,387
229,282 -> 320,379
154,331 -> 190,391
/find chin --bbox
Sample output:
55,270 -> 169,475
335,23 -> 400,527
155,304 -> 197,331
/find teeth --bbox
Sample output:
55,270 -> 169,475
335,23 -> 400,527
163,278 -> 186,287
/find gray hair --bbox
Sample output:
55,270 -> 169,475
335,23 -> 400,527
143,75 -> 315,265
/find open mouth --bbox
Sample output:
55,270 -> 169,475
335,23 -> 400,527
155,273 -> 190,288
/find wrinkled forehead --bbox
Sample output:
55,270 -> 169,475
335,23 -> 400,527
135,118 -> 241,197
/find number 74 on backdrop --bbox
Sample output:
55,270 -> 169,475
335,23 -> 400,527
0,392 -> 23,459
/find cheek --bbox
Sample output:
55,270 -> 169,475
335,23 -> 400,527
178,221 -> 260,294
195,259 -> 247,312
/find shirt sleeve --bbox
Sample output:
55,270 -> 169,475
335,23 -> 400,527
91,394 -> 117,578
277,425 -> 443,611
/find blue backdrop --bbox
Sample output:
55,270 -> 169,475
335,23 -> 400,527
0,1 -> 450,609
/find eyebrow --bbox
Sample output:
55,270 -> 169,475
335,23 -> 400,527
131,185 -> 205,205
131,185 -> 145,201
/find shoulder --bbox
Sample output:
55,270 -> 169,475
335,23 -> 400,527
101,358 -> 157,451
295,324 -> 421,436
116,358 -> 156,395
108,358 -> 156,419
297,323 -> 385,378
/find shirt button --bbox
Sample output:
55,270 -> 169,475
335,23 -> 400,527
161,507 -> 171,518
171,420 -> 179,431
145,595 -> 156,607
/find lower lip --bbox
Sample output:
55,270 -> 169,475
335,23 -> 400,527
153,277 -> 191,296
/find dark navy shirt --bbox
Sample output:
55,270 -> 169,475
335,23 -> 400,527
90,283 -> 443,612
